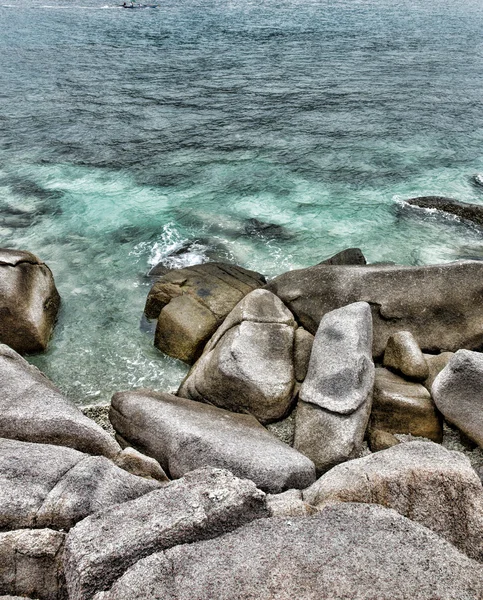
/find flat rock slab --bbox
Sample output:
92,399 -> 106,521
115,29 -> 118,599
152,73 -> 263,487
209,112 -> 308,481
294,302 -> 374,474
0,248 -> 60,353
144,263 -> 266,363
97,503 -> 483,600
303,441 -> 483,562
266,260 -> 483,356
0,529 -> 65,600
0,438 -> 159,531
64,467 -> 268,600
178,289 -> 296,423
371,367 -> 442,442
110,390 -> 315,493
0,344 -> 120,458
432,350 -> 483,447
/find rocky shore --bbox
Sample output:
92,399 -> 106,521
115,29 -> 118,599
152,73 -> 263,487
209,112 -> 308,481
2,246 -> 483,599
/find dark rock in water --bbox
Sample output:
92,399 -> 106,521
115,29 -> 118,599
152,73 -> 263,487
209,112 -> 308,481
318,247 -> 367,266
95,503 -> 483,600
244,218 -> 292,240
405,196 -> 483,227
266,260 -> 483,357
139,314 -> 156,334
0,248 -> 60,354
145,263 -> 266,363
473,174 -> 483,188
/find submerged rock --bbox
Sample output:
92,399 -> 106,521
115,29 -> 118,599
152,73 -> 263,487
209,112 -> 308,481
63,467 -> 268,600
0,438 -> 160,531
405,196 -> 483,227
294,302 -> 374,474
0,344 -> 121,458
178,289 -> 297,423
303,441 -> 483,562
110,390 -> 315,493
96,503 -> 483,600
432,350 -> 483,447
145,262 -> 266,363
0,249 -> 60,353
266,260 -> 483,356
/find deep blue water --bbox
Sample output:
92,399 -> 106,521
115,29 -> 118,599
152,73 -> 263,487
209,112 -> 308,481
2,0 -> 483,403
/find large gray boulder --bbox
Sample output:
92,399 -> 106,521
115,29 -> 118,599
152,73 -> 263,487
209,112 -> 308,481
64,467 -> 268,600
95,503 -> 483,600
370,367 -> 442,442
266,260 -> 483,356
0,438 -> 160,531
0,344 -> 121,458
178,289 -> 296,423
0,529 -> 65,600
0,249 -> 60,354
110,390 -> 315,493
303,441 -> 483,562
144,263 -> 266,363
432,350 -> 483,447
294,302 -> 374,474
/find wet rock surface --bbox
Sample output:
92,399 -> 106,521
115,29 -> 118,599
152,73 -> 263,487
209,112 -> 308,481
0,248 -> 60,354
405,196 -> 483,227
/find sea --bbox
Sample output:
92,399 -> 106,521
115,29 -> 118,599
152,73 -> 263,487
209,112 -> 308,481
2,0 -> 483,404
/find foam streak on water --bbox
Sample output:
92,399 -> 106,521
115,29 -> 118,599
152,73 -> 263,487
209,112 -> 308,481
2,0 -> 483,403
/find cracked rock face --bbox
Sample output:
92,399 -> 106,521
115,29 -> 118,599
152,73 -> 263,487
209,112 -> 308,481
63,467 -> 268,600
0,438 -> 160,531
294,302 -> 374,474
144,263 -> 266,363
0,344 -> 121,458
0,248 -> 60,354
178,289 -> 296,423
266,260 -> 483,357
96,503 -> 483,600
0,529 -> 66,600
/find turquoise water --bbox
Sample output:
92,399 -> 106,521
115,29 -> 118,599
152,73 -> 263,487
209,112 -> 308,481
2,0 -> 483,404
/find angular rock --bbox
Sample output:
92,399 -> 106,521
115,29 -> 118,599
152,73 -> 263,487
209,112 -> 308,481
432,350 -> 483,447
303,441 -> 483,561
113,447 -> 169,482
178,289 -> 296,423
405,196 -> 483,227
423,351 -> 454,391
110,390 -> 315,493
266,489 -> 316,517
266,260 -> 483,356
0,529 -> 65,600
383,330 -> 429,381
98,503 -> 483,600
293,327 -> 313,382
63,467 -> 268,600
370,367 -> 442,442
368,428 -> 400,452
0,438 -> 159,531
318,247 -> 367,266
294,302 -> 374,473
144,263 -> 266,363
0,344 -> 120,458
0,249 -> 60,354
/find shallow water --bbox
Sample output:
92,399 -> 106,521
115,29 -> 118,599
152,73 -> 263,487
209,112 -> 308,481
2,0 -> 483,403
